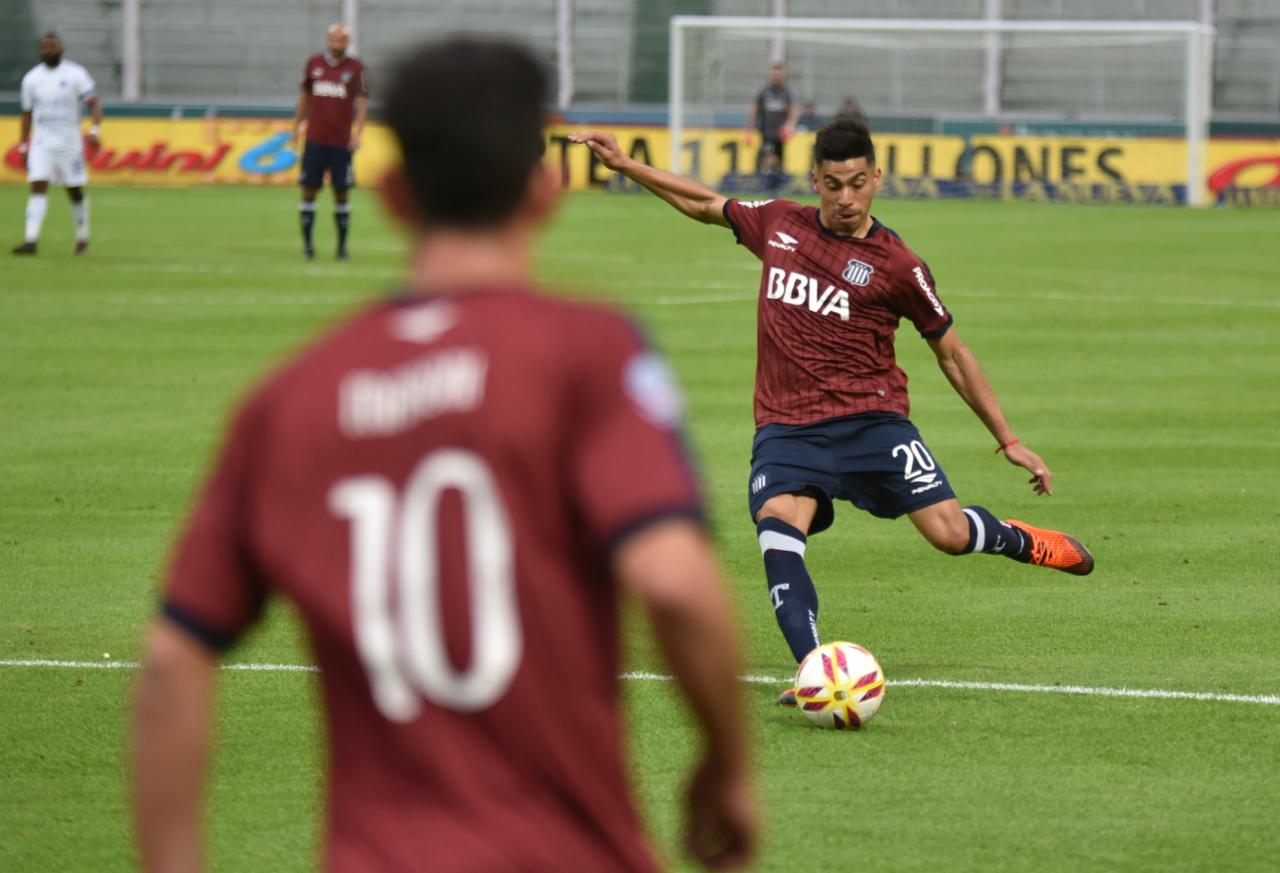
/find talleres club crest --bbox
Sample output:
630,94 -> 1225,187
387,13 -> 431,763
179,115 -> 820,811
842,258 -> 874,287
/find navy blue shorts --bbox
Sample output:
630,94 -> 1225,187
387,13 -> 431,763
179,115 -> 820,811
300,142 -> 354,190
747,412 -> 956,534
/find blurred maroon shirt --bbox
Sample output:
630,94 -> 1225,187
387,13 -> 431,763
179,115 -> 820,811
301,52 -> 368,147
163,287 -> 701,873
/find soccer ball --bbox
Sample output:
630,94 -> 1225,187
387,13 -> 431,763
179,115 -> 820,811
793,641 -> 886,730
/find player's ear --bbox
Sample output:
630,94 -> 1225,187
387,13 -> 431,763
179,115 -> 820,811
378,165 -> 422,229
522,159 -> 561,225
809,169 -> 819,193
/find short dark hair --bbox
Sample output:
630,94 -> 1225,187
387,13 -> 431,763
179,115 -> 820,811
813,117 -> 875,167
385,39 -> 547,227
41,31 -> 61,43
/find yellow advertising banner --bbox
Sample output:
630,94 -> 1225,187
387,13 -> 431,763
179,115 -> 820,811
3,117 -> 1278,205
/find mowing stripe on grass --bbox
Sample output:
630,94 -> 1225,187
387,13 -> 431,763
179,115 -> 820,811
5,659 -> 1277,706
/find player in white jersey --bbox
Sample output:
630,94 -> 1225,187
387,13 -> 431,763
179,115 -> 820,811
13,33 -> 102,256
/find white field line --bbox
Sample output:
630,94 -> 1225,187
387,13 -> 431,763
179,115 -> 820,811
4,659 -> 1277,706
5,283 -> 1277,310
632,286 -> 1280,311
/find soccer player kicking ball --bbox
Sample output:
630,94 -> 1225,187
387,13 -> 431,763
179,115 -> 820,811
132,41 -> 756,873
12,32 -> 100,256
571,119 -> 1094,702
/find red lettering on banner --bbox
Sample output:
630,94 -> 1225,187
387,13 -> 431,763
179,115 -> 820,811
1207,154 -> 1280,194
3,141 -> 230,174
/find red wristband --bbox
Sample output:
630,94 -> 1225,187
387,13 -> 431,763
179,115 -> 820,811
995,438 -> 1019,455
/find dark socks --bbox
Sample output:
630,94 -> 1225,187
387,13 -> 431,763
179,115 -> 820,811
961,505 -> 1031,561
335,202 -> 351,252
757,517 -> 821,662
300,201 -> 316,250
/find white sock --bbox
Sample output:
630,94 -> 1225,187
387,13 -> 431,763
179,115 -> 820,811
70,197 -> 89,242
25,193 -> 48,243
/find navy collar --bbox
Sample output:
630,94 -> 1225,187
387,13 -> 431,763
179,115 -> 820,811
812,208 -> 880,241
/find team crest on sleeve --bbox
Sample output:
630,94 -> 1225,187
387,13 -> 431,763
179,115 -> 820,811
624,352 -> 684,429
842,258 -> 874,287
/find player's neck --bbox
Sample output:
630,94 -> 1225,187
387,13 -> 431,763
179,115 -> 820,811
407,227 -> 532,294
818,211 -> 875,239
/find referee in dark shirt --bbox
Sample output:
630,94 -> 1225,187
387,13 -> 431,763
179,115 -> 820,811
744,63 -> 797,181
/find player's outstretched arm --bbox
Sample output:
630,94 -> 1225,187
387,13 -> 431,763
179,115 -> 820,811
615,519 -> 757,870
928,329 -> 1054,495
568,130 -> 731,227
131,619 -> 218,873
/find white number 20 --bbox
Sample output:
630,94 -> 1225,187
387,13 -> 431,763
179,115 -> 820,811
892,440 -> 937,480
329,449 -> 521,722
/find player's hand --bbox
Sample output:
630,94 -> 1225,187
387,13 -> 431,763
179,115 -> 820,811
85,132 -> 100,150
779,123 -> 793,142
1003,442 -> 1053,496
683,758 -> 757,870
567,130 -> 628,172
743,131 -> 755,147
348,131 -> 361,152
290,124 -> 303,146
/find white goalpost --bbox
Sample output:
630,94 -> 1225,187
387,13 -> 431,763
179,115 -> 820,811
669,16 -> 1216,205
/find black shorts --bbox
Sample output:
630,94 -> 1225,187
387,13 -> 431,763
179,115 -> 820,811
300,142 -> 355,190
747,412 -> 956,533
757,137 -> 785,168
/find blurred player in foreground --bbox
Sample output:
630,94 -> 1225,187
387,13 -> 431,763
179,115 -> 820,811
290,23 -> 368,260
571,119 -> 1094,699
132,39 -> 755,873
12,32 -> 100,255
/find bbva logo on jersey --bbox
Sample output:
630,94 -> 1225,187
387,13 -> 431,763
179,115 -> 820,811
312,80 -> 349,99
766,267 -> 850,321
842,258 -> 874,287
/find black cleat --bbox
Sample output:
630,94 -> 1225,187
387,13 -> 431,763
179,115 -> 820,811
303,246 -> 315,261
336,248 -> 349,261
777,688 -> 798,708
74,240 -> 89,255
12,242 -> 37,255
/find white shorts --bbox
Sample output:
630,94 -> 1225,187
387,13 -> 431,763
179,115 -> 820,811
27,142 -> 89,187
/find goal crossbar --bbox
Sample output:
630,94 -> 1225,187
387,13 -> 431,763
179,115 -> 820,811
668,16 -> 1216,204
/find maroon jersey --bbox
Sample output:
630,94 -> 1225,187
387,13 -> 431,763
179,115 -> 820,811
301,52 -> 368,146
723,198 -> 953,427
163,287 -> 702,873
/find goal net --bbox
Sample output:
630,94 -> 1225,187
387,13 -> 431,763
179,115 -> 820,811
669,17 -> 1215,205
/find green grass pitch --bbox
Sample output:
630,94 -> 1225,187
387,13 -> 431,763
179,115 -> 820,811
2,185 -> 1278,872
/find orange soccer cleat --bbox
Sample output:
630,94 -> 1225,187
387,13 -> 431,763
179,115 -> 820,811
1006,520 -> 1095,576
